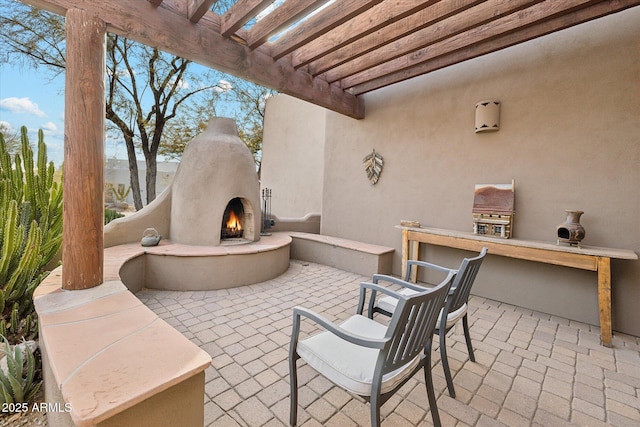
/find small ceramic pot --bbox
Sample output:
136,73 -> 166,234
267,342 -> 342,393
556,210 -> 585,246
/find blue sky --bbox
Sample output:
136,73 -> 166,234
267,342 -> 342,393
0,62 -> 69,165
0,61 -> 237,167
0,61 -> 197,166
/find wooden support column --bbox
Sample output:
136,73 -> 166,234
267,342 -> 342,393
62,9 -> 106,290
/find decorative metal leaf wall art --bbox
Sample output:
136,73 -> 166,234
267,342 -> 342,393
363,149 -> 383,185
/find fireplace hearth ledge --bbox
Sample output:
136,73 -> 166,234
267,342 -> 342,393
113,233 -> 292,292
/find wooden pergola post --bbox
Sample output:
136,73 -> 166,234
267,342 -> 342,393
62,8 -> 106,290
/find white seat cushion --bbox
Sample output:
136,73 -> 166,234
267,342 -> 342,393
444,303 -> 467,329
296,314 -> 421,396
377,288 -> 418,314
378,292 -> 467,330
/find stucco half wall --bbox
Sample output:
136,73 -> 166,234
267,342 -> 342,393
260,8 -> 640,337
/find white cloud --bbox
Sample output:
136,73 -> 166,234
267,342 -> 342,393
0,97 -> 46,117
41,121 -> 58,132
107,68 -> 132,78
38,122 -> 64,144
215,79 -> 233,93
170,77 -> 189,90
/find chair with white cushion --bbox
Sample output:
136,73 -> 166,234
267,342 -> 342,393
365,247 -> 487,398
289,270 -> 455,427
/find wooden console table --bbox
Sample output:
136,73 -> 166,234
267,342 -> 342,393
399,226 -> 638,347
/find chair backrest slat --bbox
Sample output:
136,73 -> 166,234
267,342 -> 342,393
447,248 -> 487,313
406,304 -> 428,358
380,271 -> 454,374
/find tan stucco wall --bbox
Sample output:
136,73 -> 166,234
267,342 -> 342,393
262,8 -> 640,336
261,94 -> 326,218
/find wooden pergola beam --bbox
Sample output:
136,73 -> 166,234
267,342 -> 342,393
187,0 -> 215,23
268,0 -> 385,60
245,0 -> 326,49
305,0 -> 505,77
318,0 -> 542,83
221,0 -> 273,37
22,0 -> 364,119
339,0 -> 604,87
289,0 -> 440,69
348,0 -> 640,94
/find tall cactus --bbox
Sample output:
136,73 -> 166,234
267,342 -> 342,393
0,127 -> 62,342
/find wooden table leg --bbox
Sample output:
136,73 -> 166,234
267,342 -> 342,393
401,229 -> 420,283
597,257 -> 612,347
401,229 -> 409,280
409,240 -> 419,283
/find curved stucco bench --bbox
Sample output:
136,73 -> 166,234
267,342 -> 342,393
34,267 -> 211,427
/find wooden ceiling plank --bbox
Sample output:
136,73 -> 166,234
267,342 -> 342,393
246,0 -> 329,49
221,0 -> 273,37
269,0 -> 385,60
188,0 -> 216,23
305,0 -> 486,76
290,0 -> 440,69
347,0 -> 639,94
318,0 -> 543,83
20,0 -> 365,119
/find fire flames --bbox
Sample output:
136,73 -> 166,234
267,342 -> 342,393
226,209 -> 242,231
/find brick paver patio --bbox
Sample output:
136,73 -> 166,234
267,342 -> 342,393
137,260 -> 640,426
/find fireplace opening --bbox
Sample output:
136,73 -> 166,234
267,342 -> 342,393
222,198 -> 245,240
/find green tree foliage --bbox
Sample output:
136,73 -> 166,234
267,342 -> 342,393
0,127 -> 62,342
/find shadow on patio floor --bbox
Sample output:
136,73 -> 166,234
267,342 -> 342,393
137,260 -> 640,426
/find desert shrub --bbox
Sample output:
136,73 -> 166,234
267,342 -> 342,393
104,208 -> 124,225
0,336 -> 41,408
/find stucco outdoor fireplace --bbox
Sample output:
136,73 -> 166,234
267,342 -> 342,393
105,117 -> 291,291
170,117 -> 261,246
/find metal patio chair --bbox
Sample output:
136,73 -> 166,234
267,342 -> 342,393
289,270 -> 455,427
364,247 -> 488,398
